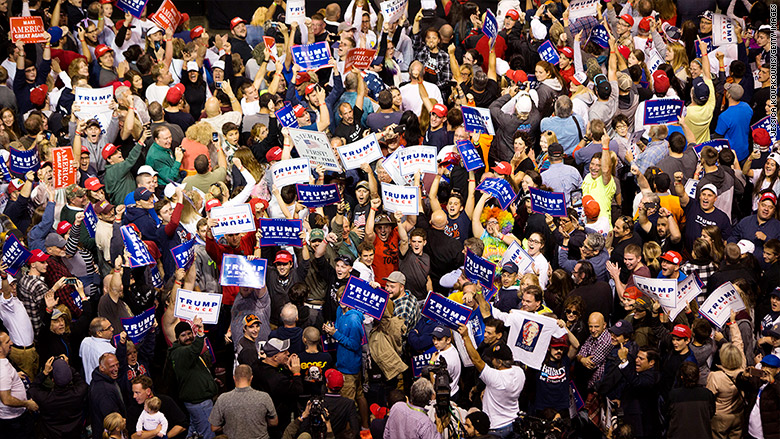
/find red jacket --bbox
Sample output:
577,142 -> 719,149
205,233 -> 256,305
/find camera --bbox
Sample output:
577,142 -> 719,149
309,395 -> 328,437
212,132 -> 219,143
513,411 -> 565,439
422,356 -> 451,417
393,124 -> 406,135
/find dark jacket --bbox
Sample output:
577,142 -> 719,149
666,385 -> 715,439
298,393 -> 360,439
168,335 -> 218,404
29,367 -> 89,439
123,205 -> 159,242
89,368 -> 126,439
620,365 -> 661,439
737,371 -> 780,439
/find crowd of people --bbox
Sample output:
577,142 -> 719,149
0,0 -> 779,438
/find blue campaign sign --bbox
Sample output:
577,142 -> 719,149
121,306 -> 155,344
462,105 -> 488,134
259,218 -> 303,246
275,104 -> 300,128
171,239 -> 196,270
467,311 -> 486,346
321,333 -> 338,352
71,292 -> 82,310
1,234 -> 31,276
0,156 -> 11,182
421,292 -> 474,329
529,187 -> 567,217
220,254 -> 267,289
121,225 -> 155,267
694,37 -> 713,58
590,25 -> 609,48
476,178 -> 517,210
411,346 -> 437,377
292,42 -> 331,70
457,140 -> 484,171
751,116 -> 780,143
340,276 -> 389,321
83,203 -> 98,238
149,264 -> 163,288
464,249 -> 496,289
296,184 -> 341,208
693,139 -> 730,157
643,99 -> 684,125
538,40 -> 560,65
9,146 -> 40,175
483,9 -> 498,41
484,285 -> 498,302
116,0 -> 149,18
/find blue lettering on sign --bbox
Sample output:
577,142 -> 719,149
296,184 -> 341,208
476,178 -> 517,210
529,187 -> 567,217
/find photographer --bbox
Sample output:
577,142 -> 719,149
456,324 -> 525,439
737,354 -> 780,439
430,326 -> 462,400
384,378 -> 439,439
297,369 -> 360,439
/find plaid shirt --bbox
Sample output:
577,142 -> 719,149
632,140 -> 669,174
578,328 -> 613,390
411,33 -> 452,87
18,273 -> 50,336
681,262 -> 717,304
393,290 -> 420,335
44,256 -> 81,318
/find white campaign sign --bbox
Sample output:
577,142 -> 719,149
474,107 -> 495,135
209,203 -> 256,236
338,134 -> 383,170
713,14 -> 737,46
700,281 -> 746,328
381,183 -> 419,216
285,0 -> 305,24
381,149 -> 408,186
174,289 -> 223,324
633,275 -> 677,309
501,241 -> 534,272
289,128 -> 342,172
665,274 -> 702,321
399,145 -> 437,176
74,86 -> 114,135
380,0 -> 407,23
271,157 -> 310,187
568,0 -> 599,21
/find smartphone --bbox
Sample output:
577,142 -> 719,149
747,367 -> 766,378
212,132 -> 219,143
216,81 -> 223,89
43,130 -> 52,140
393,124 -> 406,134
422,9 -> 436,18
64,278 -> 78,285
570,189 -> 583,207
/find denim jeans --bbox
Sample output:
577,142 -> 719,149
490,422 -> 514,439
184,399 -> 214,439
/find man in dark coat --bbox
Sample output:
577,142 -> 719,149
88,353 -> 125,439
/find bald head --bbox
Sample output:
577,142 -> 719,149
204,97 -> 221,118
439,24 -> 453,43
431,210 -> 448,230
325,3 -> 341,20
588,312 -> 606,337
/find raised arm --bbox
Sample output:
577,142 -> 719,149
673,172 -> 690,207
464,171 -> 476,217
698,38 -> 712,80
396,211 -> 409,255
600,134 -> 613,186
456,324 -> 486,371
364,197 -> 381,244
472,193 -> 487,237
429,166 -> 445,214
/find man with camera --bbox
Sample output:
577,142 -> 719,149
457,324 -> 525,439
738,354 -> 780,439
296,369 -> 360,439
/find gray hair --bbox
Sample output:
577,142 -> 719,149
585,233 -> 606,253
410,378 -> 435,407
554,96 -> 573,118
281,303 -> 299,326
89,317 -> 108,337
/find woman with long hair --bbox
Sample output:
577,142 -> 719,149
546,269 -> 574,317
665,42 -> 691,86
702,225 -> 726,263
628,49 -> 651,84
400,110 -> 423,147
706,314 -> 746,439
561,295 -> 588,343
0,108 -> 21,141
643,241 -> 662,277
102,412 -> 128,439
123,69 -> 145,98
179,189 -> 204,237
743,152 -> 780,212
532,61 -> 566,117
232,146 -> 269,200
654,0 -> 678,26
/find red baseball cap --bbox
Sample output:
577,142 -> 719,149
760,191 -> 778,205
249,197 -> 269,213
559,46 -> 574,59
638,16 -> 652,32
509,69 -> 528,84
660,250 -> 682,265
324,368 -> 344,389
190,25 -> 205,40
617,45 -> 631,60
85,177 -> 104,191
583,195 -> 600,219
205,198 -> 222,212
99,0 -> 112,4
549,335 -> 569,349
671,324 -> 692,339
620,14 -> 635,26
180,13 -> 190,23
652,70 -> 670,93
166,83 -> 185,105
295,72 -> 311,86
95,44 -> 113,59
293,104 -> 307,118
492,161 -> 512,175
431,103 -> 448,117
30,84 -> 48,107
7,178 -> 24,194
753,128 -> 772,147
56,221 -> 72,235
266,146 -> 282,162
505,9 -> 520,20
230,17 -> 247,30
624,286 -> 642,300
274,250 -> 293,264
102,143 -> 120,160
29,249 -> 50,263
304,83 -> 317,95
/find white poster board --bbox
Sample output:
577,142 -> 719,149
289,128 -> 342,172
174,289 -> 223,324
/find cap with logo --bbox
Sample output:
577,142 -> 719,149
549,335 -> 569,348
134,187 -> 153,202
609,319 -> 634,336
190,25 -> 205,40
700,183 -> 718,196
101,143 -> 120,160
29,249 -> 50,263
243,314 -> 260,327
262,338 -> 291,356
619,14 -> 635,26
230,17 -> 247,30
85,177 -> 104,191
431,104 -> 448,117
310,229 -> 325,241
266,146 -> 283,162
505,9 -> 520,20
492,161 -> 512,176
432,326 -> 452,339
325,368 -> 344,389
205,198 -> 222,212
660,250 -> 682,265
671,324 -> 692,339
57,221 -> 72,235
501,262 -> 519,274
491,343 -> 514,361
274,250 -> 293,264
65,184 -> 86,199
624,286 -> 642,300
94,200 -> 115,215
95,44 -> 113,58
737,239 -> 756,255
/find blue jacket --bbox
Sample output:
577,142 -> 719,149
333,308 -> 364,375
408,317 -> 438,354
728,215 -> 780,259
29,201 -> 56,251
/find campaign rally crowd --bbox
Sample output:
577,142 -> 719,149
1,0 -> 780,438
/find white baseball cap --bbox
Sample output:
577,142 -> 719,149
137,165 -> 158,177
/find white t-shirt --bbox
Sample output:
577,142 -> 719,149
400,81 -> 442,115
480,365 -> 526,429
438,345 -> 462,397
137,410 -> 168,434
0,358 -> 26,419
146,84 -> 170,106
353,260 -> 375,283
241,98 -> 261,116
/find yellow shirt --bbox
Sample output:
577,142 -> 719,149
685,77 -> 716,144
582,174 -> 617,220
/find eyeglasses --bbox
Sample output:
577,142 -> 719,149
528,239 -> 542,244
565,309 -> 580,316
101,324 -> 113,332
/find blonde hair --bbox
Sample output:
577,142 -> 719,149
667,42 -> 691,78
251,6 -> 270,26
521,273 -> 540,288
719,342 -> 745,371
102,412 -> 125,439
643,241 -> 662,274
145,396 -> 162,412
68,58 -> 88,79
234,147 -> 264,182
181,189 -> 203,224
185,121 -> 216,147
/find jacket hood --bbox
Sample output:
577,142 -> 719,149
124,205 -> 152,222
542,77 -> 563,92
90,368 -> 115,384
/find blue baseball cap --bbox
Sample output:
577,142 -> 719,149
761,354 -> 780,368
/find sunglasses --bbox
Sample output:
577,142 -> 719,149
565,309 -> 580,316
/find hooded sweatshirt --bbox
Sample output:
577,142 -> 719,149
123,205 -> 159,242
